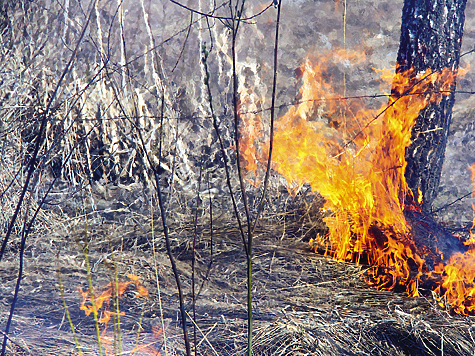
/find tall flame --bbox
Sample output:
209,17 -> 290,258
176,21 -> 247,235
240,49 -> 475,313
269,60 -> 452,296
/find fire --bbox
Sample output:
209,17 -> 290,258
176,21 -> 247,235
267,60 -> 443,296
131,325 -> 164,356
79,274 -> 148,316
79,274 -> 157,355
237,66 -> 266,187
241,48 -> 475,314
431,163 -> 475,314
238,90 -> 264,174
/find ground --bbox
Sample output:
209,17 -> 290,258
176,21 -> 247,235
1,210 -> 475,355
2,0 -> 475,355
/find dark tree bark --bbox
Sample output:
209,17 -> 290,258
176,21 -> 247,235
396,0 -> 467,212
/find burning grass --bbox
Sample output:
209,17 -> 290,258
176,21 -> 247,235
240,48 -> 475,315
78,273 -> 152,355
2,0 -> 475,354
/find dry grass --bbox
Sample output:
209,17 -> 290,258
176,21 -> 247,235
1,213 -> 475,356
1,1 -> 475,355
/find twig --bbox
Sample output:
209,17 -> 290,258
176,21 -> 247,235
140,118 -> 192,356
102,59 -> 191,356
252,0 -> 281,233
0,2 -> 98,354
185,311 -> 220,356
429,191 -> 473,215
228,3 -> 254,355
169,0 -> 273,22
201,43 -> 247,253
192,152 -> 204,354
171,11 -> 193,73
150,194 -> 169,356
197,170 -> 214,298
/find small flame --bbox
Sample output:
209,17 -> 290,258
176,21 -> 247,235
417,188 -> 423,205
128,273 -> 150,298
131,325 -> 163,356
236,61 -> 266,188
470,163 -> 475,244
431,163 -> 475,314
78,274 -> 154,354
238,91 -> 264,174
240,48 -> 475,314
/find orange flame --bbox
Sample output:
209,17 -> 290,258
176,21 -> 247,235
469,163 -> 475,244
78,274 -> 154,354
240,48 -> 475,313
268,60 -> 447,296
131,325 -> 163,356
237,82 -> 265,187
431,163 -> 475,314
128,273 -> 150,298
238,91 -> 264,174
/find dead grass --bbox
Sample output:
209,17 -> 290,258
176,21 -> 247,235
1,212 -> 475,356
1,1 -> 475,354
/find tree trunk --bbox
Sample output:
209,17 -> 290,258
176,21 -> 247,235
396,0 -> 467,212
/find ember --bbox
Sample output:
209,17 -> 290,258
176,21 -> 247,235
241,49 -> 474,315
